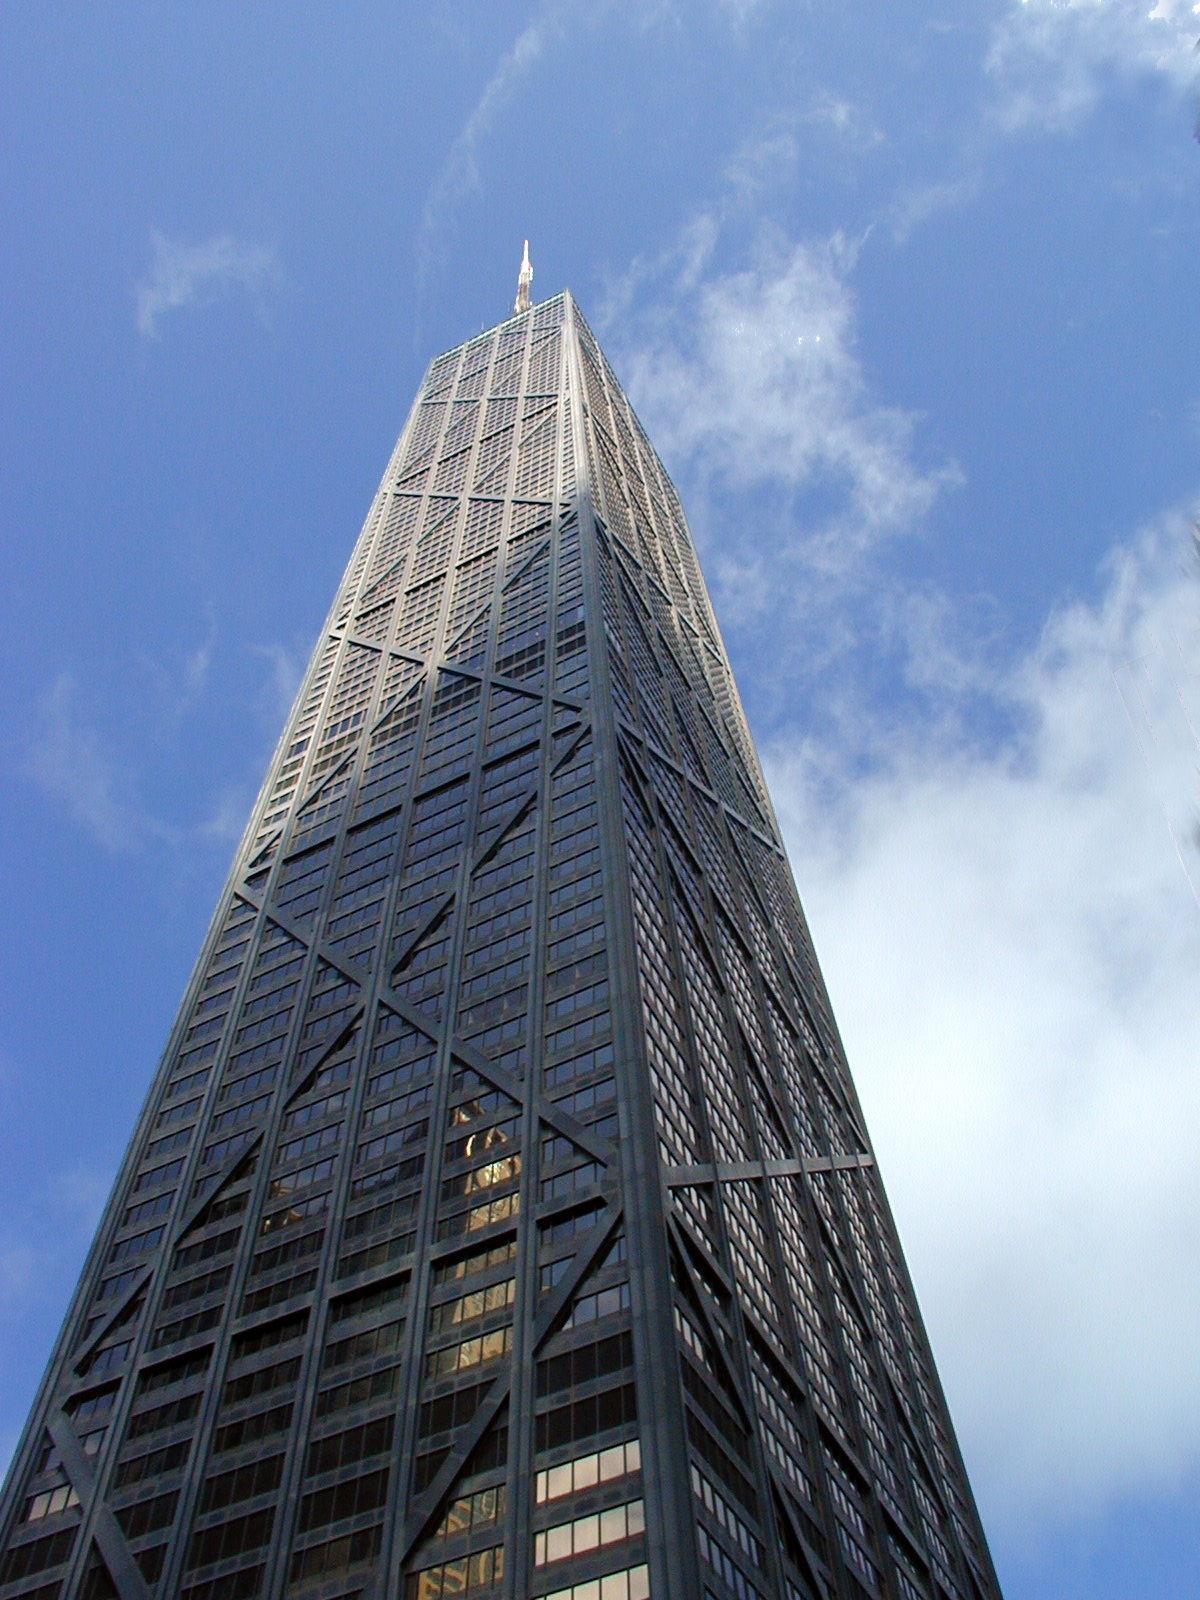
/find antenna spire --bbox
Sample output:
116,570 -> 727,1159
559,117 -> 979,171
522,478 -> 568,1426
514,239 -> 533,314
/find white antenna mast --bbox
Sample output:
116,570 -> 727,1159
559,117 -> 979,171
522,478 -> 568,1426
514,239 -> 533,313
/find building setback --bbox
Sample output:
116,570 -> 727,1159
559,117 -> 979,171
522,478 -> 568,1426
0,289 -> 1002,1600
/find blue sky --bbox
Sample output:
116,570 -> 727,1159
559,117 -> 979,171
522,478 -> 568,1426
2,4 -> 1198,1593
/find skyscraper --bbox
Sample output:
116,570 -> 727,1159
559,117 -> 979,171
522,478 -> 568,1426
0,286 -> 1001,1600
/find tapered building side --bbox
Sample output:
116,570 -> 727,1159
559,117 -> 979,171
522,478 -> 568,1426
0,290 -> 1001,1600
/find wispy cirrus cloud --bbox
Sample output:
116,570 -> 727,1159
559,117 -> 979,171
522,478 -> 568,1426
414,0 -> 784,314
21,639 -> 291,858
887,173 -> 982,244
987,0 -> 1200,135
415,17 -> 557,304
250,641 -> 306,727
24,674 -> 150,853
136,229 -> 281,339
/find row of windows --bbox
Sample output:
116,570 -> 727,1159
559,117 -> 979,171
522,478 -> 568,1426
217,1042 -> 287,1106
356,1113 -> 430,1170
562,1280 -> 629,1330
540,1159 -> 602,1202
691,1462 -> 762,1570
198,1450 -> 283,1514
546,1077 -> 614,1132
304,1414 -> 393,1480
164,1054 -> 216,1106
316,1361 -> 400,1421
536,1332 -> 633,1402
296,1462 -> 390,1537
0,1526 -> 77,1586
432,1235 -> 518,1289
425,1324 -> 511,1381
430,1274 -> 515,1333
463,923 -> 530,973
360,1077 -> 433,1135
545,1040 -> 614,1092
622,779 -> 700,1167
442,1148 -> 520,1203
416,1375 -> 493,1447
680,1379 -> 758,1523
323,1314 -> 405,1374
288,1520 -> 382,1589
366,1048 -> 436,1109
347,1148 -> 422,1205
405,1541 -> 503,1600
22,1484 -> 79,1523
696,1523 -> 764,1600
536,1438 -> 640,1506
281,1081 -> 351,1134
340,1191 -> 420,1271
239,1264 -> 318,1320
539,1562 -> 649,1600
185,1505 -> 275,1573
434,1188 -> 519,1245
535,1367 -> 636,1458
434,1481 -> 505,1541
115,1431 -> 192,1489
534,1497 -> 643,1569
212,1398 -> 293,1455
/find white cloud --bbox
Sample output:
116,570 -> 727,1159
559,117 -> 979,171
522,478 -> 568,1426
709,0 -> 764,23
414,0 -> 794,308
136,230 -> 280,339
22,643 -> 288,856
23,674 -> 147,853
416,17 -> 555,299
136,610 -> 217,734
988,0 -> 1200,134
803,87 -> 885,149
766,517 -> 1200,1527
54,1162 -> 112,1241
195,787 -> 254,850
888,174 -> 982,244
251,640 -> 306,726
0,1241 -> 36,1311
611,225 -> 958,581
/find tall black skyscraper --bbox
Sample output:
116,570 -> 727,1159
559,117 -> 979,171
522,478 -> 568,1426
0,287 -> 1001,1600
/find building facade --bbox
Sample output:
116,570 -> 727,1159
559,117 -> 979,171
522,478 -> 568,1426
0,291 -> 1002,1600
